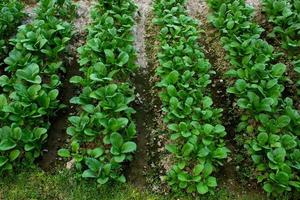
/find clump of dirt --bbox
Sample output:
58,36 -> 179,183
246,0 -> 261,9
23,2 -> 37,24
73,0 -> 94,35
38,0 -> 93,170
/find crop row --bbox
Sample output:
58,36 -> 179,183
0,0 -> 75,174
153,0 -> 229,194
207,0 -> 300,196
262,0 -> 300,94
58,0 -> 138,184
0,0 -> 25,63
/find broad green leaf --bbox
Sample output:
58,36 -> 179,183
0,95 -> 7,109
166,70 -> 179,84
197,183 -> 209,194
263,183 -> 272,193
0,139 -> 16,151
126,122 -> 136,138
0,156 -> 8,167
267,147 -> 286,163
117,175 -> 126,183
58,149 -> 70,158
235,79 -> 247,92
114,154 -> 126,163
203,124 -> 214,134
105,16 -> 114,25
94,62 -> 107,74
121,142 -> 137,153
276,115 -> 291,128
281,134 -> 297,150
110,133 -> 124,147
117,51 -> 129,66
198,147 -> 210,157
213,147 -> 229,159
207,176 -> 217,187
193,163 -> 204,176
275,171 -> 289,184
203,162 -> 213,177
109,118 -> 129,132
182,142 -> 194,157
9,149 -> 20,161
226,20 -> 235,29
85,158 -> 101,171
70,76 -> 83,84
271,63 -> 286,77
214,124 -> 225,133
97,177 -> 109,184
82,169 -> 97,178
166,144 -> 178,154
178,172 -> 188,182
203,97 -> 213,108
257,132 -> 268,145
88,147 -> 104,158
104,49 -> 115,63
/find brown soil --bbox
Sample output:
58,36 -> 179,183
23,1 -> 37,24
126,0 -> 171,193
38,0 -> 92,170
126,0 -> 154,188
142,10 -> 171,195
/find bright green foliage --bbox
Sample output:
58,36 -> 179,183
61,0 -> 138,184
262,0 -> 300,94
262,0 -> 300,52
0,0 -> 25,63
0,0 -> 75,174
207,0 -> 300,197
153,0 -> 229,195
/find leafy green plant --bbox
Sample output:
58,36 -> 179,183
262,0 -> 300,52
207,0 -> 300,197
59,0 -> 138,184
153,0 -> 229,195
0,0 -> 75,174
0,0 -> 25,63
262,0 -> 300,94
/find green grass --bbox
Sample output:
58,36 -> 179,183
0,168 -> 162,200
0,168 -> 269,200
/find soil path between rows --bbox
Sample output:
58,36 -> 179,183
39,0 -> 93,170
126,0 -> 154,188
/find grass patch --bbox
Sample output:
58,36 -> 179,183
0,168 -> 161,200
0,167 -> 269,200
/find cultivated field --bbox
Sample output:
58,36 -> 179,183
0,0 -> 299,199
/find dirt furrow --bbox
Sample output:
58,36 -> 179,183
39,0 -> 94,170
126,0 -> 155,188
23,2 -> 37,24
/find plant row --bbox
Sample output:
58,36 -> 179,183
58,0 -> 138,184
262,0 -> 300,94
0,0 -> 25,64
0,0 -> 75,174
207,0 -> 300,196
153,0 -> 229,195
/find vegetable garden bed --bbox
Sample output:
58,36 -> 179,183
0,0 -> 300,199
